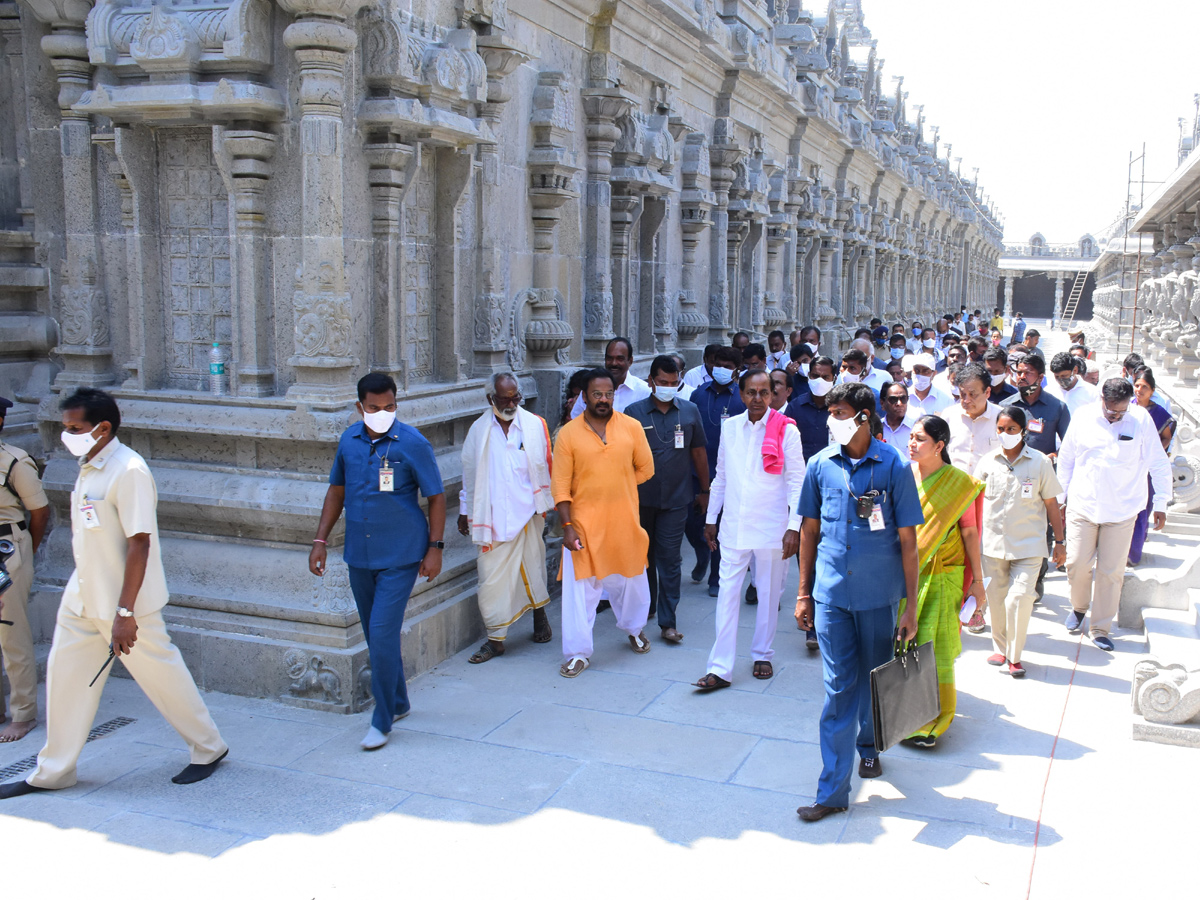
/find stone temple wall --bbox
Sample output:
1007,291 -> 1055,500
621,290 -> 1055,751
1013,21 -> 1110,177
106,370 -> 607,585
0,0 -> 1003,709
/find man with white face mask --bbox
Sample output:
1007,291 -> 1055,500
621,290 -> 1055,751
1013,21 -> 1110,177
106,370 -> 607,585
2,389 -> 228,800
905,353 -> 953,416
311,373 -> 446,750
627,357 -> 710,642
457,374 -> 554,665
848,339 -> 891,393
786,356 -> 835,461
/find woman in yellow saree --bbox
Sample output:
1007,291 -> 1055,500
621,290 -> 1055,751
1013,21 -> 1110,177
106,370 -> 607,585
902,414 -> 984,748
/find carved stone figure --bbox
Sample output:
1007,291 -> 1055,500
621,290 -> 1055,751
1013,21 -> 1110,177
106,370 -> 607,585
1132,660 -> 1200,725
284,649 -> 344,705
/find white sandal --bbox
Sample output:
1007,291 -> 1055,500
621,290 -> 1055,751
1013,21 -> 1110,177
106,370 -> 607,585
560,656 -> 589,678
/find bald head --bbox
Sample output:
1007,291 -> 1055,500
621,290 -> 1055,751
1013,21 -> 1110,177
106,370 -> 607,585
850,338 -> 874,359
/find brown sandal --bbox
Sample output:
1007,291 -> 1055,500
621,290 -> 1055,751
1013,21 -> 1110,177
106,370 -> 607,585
753,661 -> 773,680
693,673 -> 731,692
531,623 -> 553,643
468,642 -> 505,664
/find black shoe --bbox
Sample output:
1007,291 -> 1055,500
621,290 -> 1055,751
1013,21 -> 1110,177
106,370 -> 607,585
805,630 -> 819,652
597,599 -> 611,613
1091,634 -> 1115,652
797,802 -> 847,822
708,583 -> 719,598
0,781 -> 49,800
1065,610 -> 1086,634
172,749 -> 229,785
690,561 -> 706,584
745,584 -> 758,605
858,756 -> 882,778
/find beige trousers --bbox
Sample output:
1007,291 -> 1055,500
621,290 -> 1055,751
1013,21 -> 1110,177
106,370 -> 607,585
983,555 -> 1042,664
1065,510 -> 1137,637
0,530 -> 37,722
27,605 -> 227,790
476,516 -> 549,641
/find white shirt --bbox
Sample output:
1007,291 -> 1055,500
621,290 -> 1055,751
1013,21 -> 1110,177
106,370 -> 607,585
882,407 -> 922,463
911,382 -> 954,416
861,365 -> 890,394
677,382 -> 695,402
683,365 -> 712,388
946,402 -> 1002,473
932,370 -> 957,398
1058,401 -> 1173,523
766,350 -> 788,371
1046,377 -> 1098,415
458,416 -> 536,544
570,373 -> 651,419
706,411 -> 805,551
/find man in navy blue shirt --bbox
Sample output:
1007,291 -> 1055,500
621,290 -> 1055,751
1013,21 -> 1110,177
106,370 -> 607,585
310,373 -> 446,751
785,355 -> 834,461
687,346 -> 745,596
794,383 -> 922,822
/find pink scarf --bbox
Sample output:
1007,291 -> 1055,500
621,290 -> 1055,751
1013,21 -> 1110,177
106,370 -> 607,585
761,407 -> 796,474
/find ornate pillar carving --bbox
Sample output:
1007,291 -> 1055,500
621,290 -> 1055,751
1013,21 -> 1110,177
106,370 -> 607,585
1002,269 -> 1014,320
707,121 -> 742,342
364,140 -> 418,384
474,35 -> 532,375
23,0 -> 114,385
676,132 -> 713,351
1053,272 -> 1065,329
581,69 -> 633,362
278,0 -> 370,403
214,128 -> 277,396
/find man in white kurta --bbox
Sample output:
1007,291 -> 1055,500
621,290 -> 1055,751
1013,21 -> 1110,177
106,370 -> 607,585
697,371 -> 805,688
458,375 -> 554,663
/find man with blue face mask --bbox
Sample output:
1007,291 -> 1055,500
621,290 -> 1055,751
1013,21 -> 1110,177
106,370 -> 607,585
688,347 -> 746,596
627,356 -> 710,642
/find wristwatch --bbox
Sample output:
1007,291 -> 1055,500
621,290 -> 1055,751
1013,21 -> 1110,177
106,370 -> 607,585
428,540 -> 445,550
115,607 -> 135,618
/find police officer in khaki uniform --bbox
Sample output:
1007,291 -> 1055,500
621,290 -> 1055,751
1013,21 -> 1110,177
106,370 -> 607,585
0,388 -> 227,800
0,396 -> 51,743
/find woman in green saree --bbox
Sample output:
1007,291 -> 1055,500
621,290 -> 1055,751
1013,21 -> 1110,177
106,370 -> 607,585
902,414 -> 984,748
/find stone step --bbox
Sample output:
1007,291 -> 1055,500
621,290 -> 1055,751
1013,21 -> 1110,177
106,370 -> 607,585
1166,512 -> 1200,535
1142,591 -> 1200,670
1118,524 -> 1200,628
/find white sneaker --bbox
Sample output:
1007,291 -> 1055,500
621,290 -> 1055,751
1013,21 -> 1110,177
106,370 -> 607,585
360,726 -> 388,751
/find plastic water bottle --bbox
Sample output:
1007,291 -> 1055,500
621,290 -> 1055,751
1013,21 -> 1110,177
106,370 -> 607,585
209,342 -> 228,396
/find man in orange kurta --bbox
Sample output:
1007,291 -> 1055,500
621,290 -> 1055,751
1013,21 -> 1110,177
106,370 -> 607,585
552,367 -> 655,677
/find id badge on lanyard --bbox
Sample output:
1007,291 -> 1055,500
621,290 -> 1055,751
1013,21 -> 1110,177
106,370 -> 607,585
379,459 -> 394,492
80,495 -> 101,529
674,424 -> 685,449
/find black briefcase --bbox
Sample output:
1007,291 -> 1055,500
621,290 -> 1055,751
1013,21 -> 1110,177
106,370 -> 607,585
870,636 -> 940,754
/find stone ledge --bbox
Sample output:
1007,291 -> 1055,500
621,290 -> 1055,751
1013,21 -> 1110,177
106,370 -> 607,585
1133,718 -> 1200,749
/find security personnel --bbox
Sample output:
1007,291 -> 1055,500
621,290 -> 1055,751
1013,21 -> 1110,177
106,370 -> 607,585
0,396 -> 51,744
1,388 -> 228,800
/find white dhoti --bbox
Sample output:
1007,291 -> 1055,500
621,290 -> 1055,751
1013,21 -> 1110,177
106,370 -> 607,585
476,515 -> 550,641
559,550 -> 650,661
706,547 -> 786,680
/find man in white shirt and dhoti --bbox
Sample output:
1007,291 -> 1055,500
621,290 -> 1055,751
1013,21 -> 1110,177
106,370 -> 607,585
458,374 -> 555,664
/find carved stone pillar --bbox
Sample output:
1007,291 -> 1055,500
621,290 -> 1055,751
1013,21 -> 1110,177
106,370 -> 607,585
677,133 -> 713,354
708,135 -> 741,342
581,86 -> 633,361
474,36 -> 532,375
610,193 -> 640,340
1002,270 -> 1014,320
364,141 -> 418,384
214,128 -> 277,396
25,0 -> 114,385
763,221 -> 788,331
279,0 -> 369,403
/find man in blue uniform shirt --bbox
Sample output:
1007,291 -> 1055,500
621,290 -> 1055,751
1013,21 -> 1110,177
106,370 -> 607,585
794,382 -> 922,822
310,373 -> 446,751
687,346 -> 746,596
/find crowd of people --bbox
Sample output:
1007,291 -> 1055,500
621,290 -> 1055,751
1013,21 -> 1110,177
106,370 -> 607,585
0,307 -> 1178,823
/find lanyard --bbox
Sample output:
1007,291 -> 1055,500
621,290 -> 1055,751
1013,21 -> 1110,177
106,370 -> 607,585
649,406 -> 680,445
370,437 -> 394,467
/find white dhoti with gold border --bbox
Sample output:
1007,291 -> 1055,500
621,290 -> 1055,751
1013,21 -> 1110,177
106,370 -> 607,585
476,515 -> 549,641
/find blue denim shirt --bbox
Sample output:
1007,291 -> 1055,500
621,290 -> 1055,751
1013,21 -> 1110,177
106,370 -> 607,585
798,437 -> 924,611
329,421 -> 444,570
691,381 -> 746,479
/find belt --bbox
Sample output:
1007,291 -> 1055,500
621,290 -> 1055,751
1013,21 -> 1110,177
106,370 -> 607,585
0,522 -> 27,537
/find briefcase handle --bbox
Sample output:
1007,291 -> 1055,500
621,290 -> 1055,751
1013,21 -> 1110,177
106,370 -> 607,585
891,629 -> 923,667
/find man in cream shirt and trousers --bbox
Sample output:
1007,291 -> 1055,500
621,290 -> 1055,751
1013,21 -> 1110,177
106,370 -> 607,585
0,388 -> 227,800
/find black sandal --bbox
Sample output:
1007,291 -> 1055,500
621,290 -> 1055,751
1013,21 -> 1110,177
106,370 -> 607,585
693,673 -> 731,692
468,642 -> 505,664
753,661 -> 773,680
